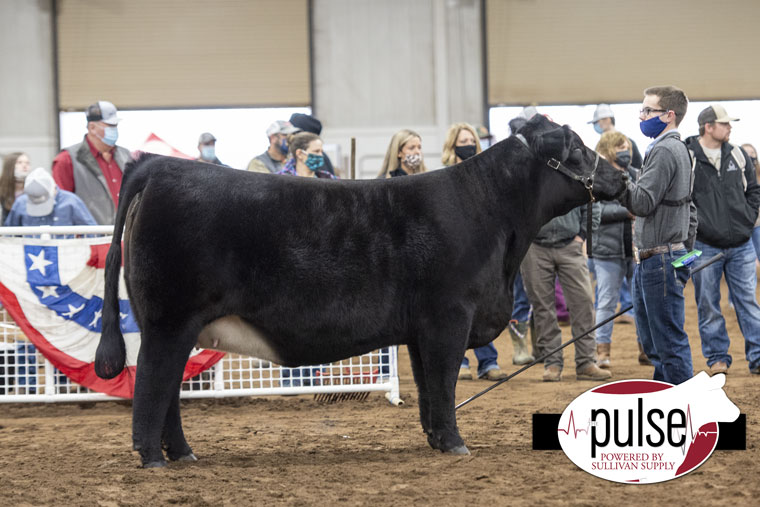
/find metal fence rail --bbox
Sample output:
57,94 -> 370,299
0,226 -> 401,405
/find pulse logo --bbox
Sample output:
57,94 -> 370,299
557,372 -> 739,484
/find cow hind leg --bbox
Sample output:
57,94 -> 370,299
132,325 -> 197,468
162,389 -> 196,462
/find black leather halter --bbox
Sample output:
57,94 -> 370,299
514,133 -> 600,257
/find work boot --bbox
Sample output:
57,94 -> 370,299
542,365 -> 562,382
480,368 -> 508,381
576,363 -> 612,381
709,361 -> 728,376
509,320 -> 535,365
458,366 -> 473,380
596,343 -> 611,369
637,342 -> 652,366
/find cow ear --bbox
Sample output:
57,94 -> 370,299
531,125 -> 573,163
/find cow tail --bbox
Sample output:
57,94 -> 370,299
95,153 -> 153,379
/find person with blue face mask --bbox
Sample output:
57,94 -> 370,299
616,85 -> 697,385
277,131 -> 338,180
247,120 -> 300,174
51,100 -> 133,225
195,132 -> 227,167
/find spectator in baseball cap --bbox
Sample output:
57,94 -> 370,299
4,167 -> 96,227
196,132 -> 227,166
247,120 -> 300,173
51,100 -> 133,225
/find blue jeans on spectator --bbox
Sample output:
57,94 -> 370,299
751,226 -> 760,262
632,248 -> 693,384
16,342 -> 37,394
512,271 -> 531,322
692,240 -> 760,371
594,258 -> 634,344
619,277 -> 634,316
281,366 -> 322,387
461,342 -> 499,377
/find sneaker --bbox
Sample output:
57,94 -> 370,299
708,361 -> 728,375
750,366 -> 760,375
576,363 -> 612,381
479,368 -> 507,381
542,365 -> 562,382
458,366 -> 473,380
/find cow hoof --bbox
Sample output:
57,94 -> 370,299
142,460 -> 168,469
173,453 -> 198,463
445,445 -> 470,456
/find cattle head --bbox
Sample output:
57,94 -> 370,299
516,115 -> 627,202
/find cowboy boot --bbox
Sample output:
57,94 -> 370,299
596,343 -> 611,369
637,342 -> 652,366
509,320 -> 535,365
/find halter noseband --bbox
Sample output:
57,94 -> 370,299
515,133 -> 599,203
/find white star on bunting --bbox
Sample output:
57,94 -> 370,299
28,250 -> 53,276
62,303 -> 85,318
90,309 -> 102,327
38,286 -> 59,299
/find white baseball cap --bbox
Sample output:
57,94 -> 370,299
24,168 -> 57,217
86,100 -> 121,125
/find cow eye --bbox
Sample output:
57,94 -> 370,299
568,148 -> 583,165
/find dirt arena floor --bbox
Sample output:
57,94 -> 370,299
1,279 -> 758,506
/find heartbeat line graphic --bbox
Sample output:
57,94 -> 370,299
557,410 -> 591,438
674,404 -> 718,455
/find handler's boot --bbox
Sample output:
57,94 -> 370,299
637,342 -> 652,366
596,343 -> 611,369
509,320 -> 535,365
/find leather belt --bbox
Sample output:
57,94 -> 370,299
638,242 -> 685,261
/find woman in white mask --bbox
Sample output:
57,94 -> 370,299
0,152 -> 31,222
377,129 -> 427,178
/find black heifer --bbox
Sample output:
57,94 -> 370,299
95,115 -> 625,467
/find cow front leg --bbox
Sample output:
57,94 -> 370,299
407,342 -> 432,437
418,313 -> 472,455
132,329 -> 195,468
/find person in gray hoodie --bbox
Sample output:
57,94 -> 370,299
617,85 -> 697,385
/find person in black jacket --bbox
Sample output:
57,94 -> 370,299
685,104 -> 760,376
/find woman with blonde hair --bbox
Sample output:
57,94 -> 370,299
377,129 -> 426,178
1,152 -> 31,222
441,123 -> 481,167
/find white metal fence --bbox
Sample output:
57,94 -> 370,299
0,225 -> 401,405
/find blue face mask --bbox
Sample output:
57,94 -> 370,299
593,122 -> 604,135
640,115 -> 668,138
305,153 -> 325,171
102,126 -> 119,146
200,145 -> 216,161
278,138 -> 289,155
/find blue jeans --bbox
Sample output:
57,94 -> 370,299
281,366 -> 323,387
594,258 -> 634,344
512,272 -> 531,322
16,343 -> 37,393
692,240 -> 760,371
751,226 -> 760,261
461,342 -> 499,377
620,277 -> 634,316
632,248 -> 693,384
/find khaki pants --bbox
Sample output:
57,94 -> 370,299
521,241 -> 596,372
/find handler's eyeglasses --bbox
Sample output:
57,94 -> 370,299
640,107 -> 667,116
